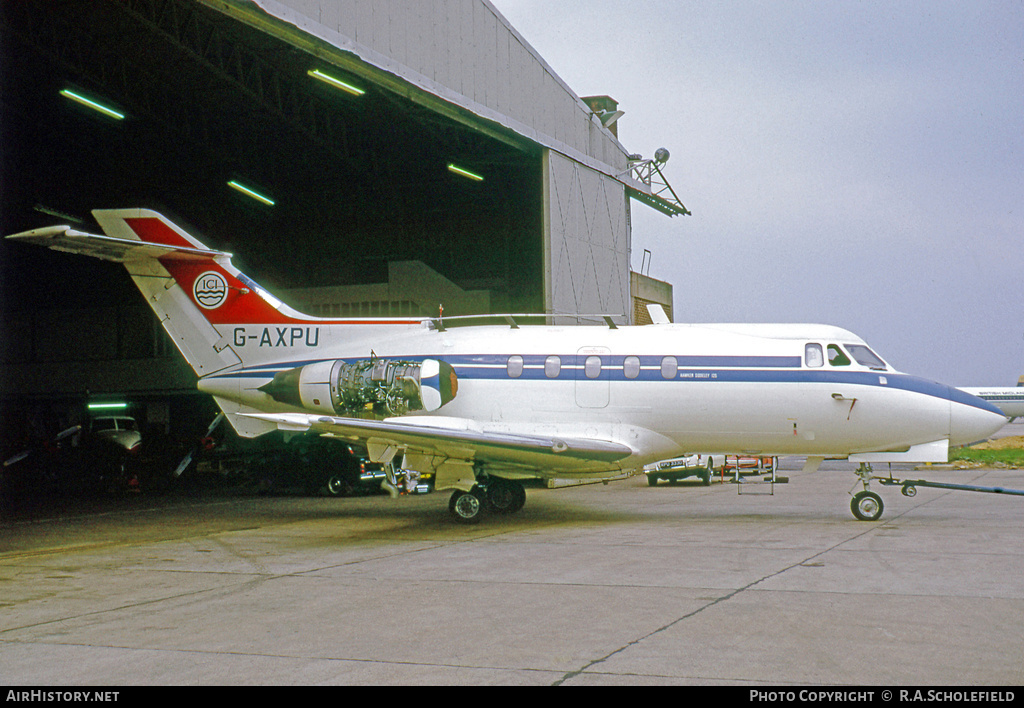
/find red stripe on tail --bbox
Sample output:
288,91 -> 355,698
124,217 -> 198,249
123,217 -> 303,325
158,258 -> 301,325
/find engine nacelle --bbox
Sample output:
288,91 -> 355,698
259,357 -> 458,418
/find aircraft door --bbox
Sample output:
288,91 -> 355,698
575,346 -> 610,408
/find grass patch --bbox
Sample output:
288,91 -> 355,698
951,447 -> 1024,467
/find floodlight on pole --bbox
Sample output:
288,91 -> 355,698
618,148 -> 690,217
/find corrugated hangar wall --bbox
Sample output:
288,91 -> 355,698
240,0 -> 636,319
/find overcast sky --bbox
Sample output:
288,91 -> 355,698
491,0 -> 1023,387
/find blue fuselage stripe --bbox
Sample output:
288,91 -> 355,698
203,353 -> 1005,416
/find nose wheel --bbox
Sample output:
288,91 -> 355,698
849,463 -> 885,521
850,490 -> 884,521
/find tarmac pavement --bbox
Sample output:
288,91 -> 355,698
2,446 -> 1023,686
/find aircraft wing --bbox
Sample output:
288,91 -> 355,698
240,412 -> 634,478
6,225 -> 229,263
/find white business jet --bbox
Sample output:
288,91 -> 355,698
7,210 -> 1007,523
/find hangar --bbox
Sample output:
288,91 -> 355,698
0,0 -> 686,440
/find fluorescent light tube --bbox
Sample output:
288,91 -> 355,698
228,180 -> 275,206
308,69 -> 365,96
447,164 -> 484,182
60,89 -> 125,120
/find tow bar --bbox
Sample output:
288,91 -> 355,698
876,476 -> 1024,499
849,462 -> 1024,521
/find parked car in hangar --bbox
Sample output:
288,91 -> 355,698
324,444 -> 389,497
194,430 -> 389,497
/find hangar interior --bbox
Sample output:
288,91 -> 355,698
0,0 -> 684,443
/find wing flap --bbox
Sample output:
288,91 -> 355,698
240,412 -> 634,473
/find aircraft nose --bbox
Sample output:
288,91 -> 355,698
948,387 -> 1008,446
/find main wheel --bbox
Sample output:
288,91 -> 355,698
449,488 -> 484,524
851,490 -> 884,521
485,478 -> 526,514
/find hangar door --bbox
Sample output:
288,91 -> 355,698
543,150 -> 631,322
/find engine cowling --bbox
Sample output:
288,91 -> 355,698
259,357 -> 457,417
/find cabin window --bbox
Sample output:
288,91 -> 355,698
584,355 -> 602,379
805,343 -> 824,368
544,355 -> 561,378
507,355 -> 524,378
845,344 -> 887,370
661,356 -> 677,379
623,356 -> 641,379
827,344 -> 851,367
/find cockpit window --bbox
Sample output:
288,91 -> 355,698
844,344 -> 887,370
827,344 -> 851,366
805,343 -> 823,368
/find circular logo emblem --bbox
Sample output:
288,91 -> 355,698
193,271 -> 228,309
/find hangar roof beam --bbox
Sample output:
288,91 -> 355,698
117,0 -> 354,162
202,0 -> 685,218
199,0 -> 538,156
1,0 -> 357,170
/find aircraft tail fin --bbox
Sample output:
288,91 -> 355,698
6,209 -> 307,377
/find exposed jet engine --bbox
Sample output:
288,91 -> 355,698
259,357 -> 458,418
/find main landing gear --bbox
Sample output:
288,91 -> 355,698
448,477 -> 527,524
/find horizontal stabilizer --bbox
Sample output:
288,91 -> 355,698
6,225 -> 230,263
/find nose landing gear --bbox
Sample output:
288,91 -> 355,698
850,463 -> 885,521
849,461 -> 1024,521
851,489 -> 884,521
